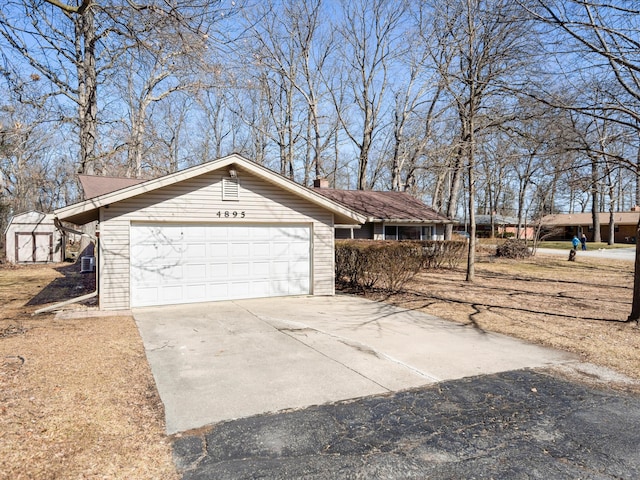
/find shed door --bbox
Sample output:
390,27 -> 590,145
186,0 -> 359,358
16,233 -> 52,263
130,223 -> 311,308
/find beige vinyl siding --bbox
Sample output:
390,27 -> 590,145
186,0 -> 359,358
98,167 -> 335,310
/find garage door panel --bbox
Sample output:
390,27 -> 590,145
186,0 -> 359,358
208,243 -> 228,258
232,227 -> 251,239
253,243 -> 270,257
290,242 -> 309,255
253,261 -> 269,277
209,283 -> 229,298
134,287 -> 159,305
131,223 -> 310,307
185,284 -> 207,300
231,262 -> 250,278
272,261 -> 289,275
159,244 -> 185,259
250,281 -> 269,297
162,285 -> 184,303
210,262 -> 229,279
230,282 -> 250,297
186,243 -> 206,258
231,243 -> 250,256
206,227 -> 228,240
273,243 -> 290,256
185,263 -> 206,279
291,262 -> 309,275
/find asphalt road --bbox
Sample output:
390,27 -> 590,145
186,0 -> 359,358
173,369 -> 640,480
536,246 -> 635,261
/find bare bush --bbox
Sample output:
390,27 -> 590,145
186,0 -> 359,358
336,240 -> 466,292
495,239 -> 531,259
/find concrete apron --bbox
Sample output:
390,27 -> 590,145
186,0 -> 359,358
133,295 -> 576,434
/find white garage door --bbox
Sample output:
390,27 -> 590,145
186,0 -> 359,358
130,223 -> 311,307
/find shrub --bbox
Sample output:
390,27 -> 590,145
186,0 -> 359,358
419,240 -> 467,269
335,240 -> 467,292
495,239 -> 531,259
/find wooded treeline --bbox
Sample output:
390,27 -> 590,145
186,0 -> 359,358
1,0 -> 640,233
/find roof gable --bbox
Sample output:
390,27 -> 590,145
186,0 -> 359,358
55,154 -> 365,225
8,210 -> 50,223
4,210 -> 53,235
314,188 -> 452,223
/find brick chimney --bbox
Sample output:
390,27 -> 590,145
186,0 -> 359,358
313,178 -> 329,188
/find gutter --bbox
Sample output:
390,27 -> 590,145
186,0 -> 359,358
34,291 -> 98,315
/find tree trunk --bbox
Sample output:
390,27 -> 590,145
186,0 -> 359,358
628,218 -> 640,324
76,5 -> 98,175
444,145 -> 465,239
591,159 -> 601,242
357,127 -> 372,190
465,105 -> 477,282
466,144 -> 476,282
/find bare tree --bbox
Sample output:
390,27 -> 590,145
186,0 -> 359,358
525,1 -> 640,322
429,0 -> 534,281
0,80 -> 73,218
388,17 -> 445,193
331,0 -> 407,190
0,0 -> 232,176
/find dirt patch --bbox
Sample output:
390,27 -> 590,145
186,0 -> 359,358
355,253 -> 640,382
0,264 -> 177,479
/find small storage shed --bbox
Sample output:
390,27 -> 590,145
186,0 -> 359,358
54,154 -> 365,310
5,211 -> 64,263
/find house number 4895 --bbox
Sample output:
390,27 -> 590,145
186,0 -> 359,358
217,210 -> 246,218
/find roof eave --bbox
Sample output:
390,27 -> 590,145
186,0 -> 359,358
55,154 -> 366,225
372,218 -> 454,224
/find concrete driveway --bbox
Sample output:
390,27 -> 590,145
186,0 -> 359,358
134,295 -> 575,434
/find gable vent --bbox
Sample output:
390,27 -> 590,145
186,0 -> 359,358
222,177 -> 240,201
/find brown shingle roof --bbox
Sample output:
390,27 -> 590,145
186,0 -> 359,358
542,212 -> 640,226
314,188 -> 452,223
78,175 -> 147,199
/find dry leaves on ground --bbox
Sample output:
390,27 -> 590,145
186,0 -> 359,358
0,264 -> 177,480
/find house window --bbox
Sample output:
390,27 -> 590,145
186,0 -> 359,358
385,225 -> 423,240
399,226 -> 421,240
222,177 -> 239,201
384,225 -> 398,240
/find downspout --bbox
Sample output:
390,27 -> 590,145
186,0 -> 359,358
34,219 -> 98,315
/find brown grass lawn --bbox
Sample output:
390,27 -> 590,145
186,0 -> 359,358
364,252 -> 640,383
1,254 -> 639,477
0,264 -> 177,480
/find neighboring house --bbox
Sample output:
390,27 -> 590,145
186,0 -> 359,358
541,210 -> 640,243
5,211 -> 64,263
474,214 -> 534,239
312,180 -> 452,240
54,154 -> 365,310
